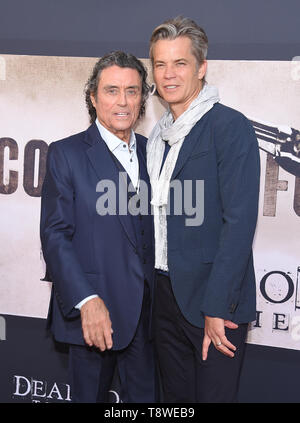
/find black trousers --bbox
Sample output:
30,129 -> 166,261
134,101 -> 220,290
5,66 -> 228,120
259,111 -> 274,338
153,274 -> 248,403
68,283 -> 156,403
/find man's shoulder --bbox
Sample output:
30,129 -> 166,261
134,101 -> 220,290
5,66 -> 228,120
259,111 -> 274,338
200,103 -> 255,143
208,103 -> 250,127
203,103 -> 257,152
48,127 -> 89,153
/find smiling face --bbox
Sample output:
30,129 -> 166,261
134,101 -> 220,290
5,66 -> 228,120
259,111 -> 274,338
152,36 -> 207,120
90,65 -> 142,142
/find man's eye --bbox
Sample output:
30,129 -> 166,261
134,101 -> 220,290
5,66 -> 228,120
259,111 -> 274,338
108,89 -> 118,94
177,62 -> 186,66
127,90 -> 137,96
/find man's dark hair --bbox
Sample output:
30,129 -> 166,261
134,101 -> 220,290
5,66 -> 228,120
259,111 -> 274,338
85,51 -> 150,123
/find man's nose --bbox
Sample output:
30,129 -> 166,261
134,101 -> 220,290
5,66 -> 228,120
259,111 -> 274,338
117,90 -> 127,106
164,64 -> 176,79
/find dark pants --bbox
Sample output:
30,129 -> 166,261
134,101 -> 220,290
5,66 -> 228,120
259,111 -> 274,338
153,274 -> 248,403
68,283 -> 156,403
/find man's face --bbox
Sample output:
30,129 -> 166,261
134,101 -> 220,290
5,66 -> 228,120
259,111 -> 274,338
152,36 -> 207,119
91,65 -> 142,142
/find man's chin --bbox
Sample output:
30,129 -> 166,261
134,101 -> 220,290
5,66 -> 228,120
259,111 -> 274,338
109,125 -> 133,141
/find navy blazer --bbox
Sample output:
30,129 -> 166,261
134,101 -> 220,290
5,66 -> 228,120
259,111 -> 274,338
166,103 -> 260,327
40,123 -> 154,350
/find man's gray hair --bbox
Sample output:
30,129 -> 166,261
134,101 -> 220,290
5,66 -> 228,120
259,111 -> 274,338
149,16 -> 208,67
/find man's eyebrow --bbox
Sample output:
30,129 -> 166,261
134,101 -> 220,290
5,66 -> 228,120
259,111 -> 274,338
126,85 -> 140,89
154,58 -> 188,64
103,85 -> 140,89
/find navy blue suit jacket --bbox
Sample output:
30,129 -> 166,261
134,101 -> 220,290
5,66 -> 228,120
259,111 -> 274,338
166,103 -> 260,327
40,123 -> 154,350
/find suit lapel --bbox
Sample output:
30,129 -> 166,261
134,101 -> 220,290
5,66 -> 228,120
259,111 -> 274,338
136,137 -> 150,188
170,123 -> 202,181
84,123 -> 137,250
85,123 -> 116,183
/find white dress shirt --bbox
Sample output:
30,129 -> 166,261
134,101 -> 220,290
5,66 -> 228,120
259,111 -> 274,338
96,119 -> 140,191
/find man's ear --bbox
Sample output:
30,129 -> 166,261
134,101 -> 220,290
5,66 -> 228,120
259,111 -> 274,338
198,60 -> 207,80
90,93 -> 96,108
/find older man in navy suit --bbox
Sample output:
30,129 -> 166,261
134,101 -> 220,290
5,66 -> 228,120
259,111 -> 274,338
147,17 -> 260,403
40,52 -> 156,403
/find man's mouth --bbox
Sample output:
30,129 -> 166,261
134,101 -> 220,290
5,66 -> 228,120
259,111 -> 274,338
164,85 -> 179,90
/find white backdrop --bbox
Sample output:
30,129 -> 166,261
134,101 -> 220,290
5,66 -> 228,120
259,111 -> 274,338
0,54 -> 299,350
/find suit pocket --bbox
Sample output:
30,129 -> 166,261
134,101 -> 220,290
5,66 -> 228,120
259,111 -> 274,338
201,247 -> 217,263
188,246 -> 217,264
188,150 -> 210,161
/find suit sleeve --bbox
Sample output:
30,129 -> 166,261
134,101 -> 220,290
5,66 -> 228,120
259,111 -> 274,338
199,113 -> 260,320
40,142 -> 96,318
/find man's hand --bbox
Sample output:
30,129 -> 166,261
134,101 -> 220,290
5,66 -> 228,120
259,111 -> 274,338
202,316 -> 238,361
80,297 -> 113,351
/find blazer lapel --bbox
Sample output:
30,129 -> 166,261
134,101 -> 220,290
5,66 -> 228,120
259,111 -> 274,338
136,138 -> 150,187
84,123 -> 137,250
171,122 -> 203,181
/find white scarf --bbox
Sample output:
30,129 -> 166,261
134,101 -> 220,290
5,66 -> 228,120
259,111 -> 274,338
147,84 -> 220,270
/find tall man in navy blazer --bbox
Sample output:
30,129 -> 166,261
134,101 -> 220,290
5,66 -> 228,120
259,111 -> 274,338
147,17 -> 260,403
40,52 -> 156,403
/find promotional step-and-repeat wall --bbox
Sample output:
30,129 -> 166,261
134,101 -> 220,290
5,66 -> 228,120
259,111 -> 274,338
0,54 -> 299,402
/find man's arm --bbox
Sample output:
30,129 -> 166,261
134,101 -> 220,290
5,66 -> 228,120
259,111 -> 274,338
200,113 -> 260,359
40,142 -> 113,350
40,142 -> 96,316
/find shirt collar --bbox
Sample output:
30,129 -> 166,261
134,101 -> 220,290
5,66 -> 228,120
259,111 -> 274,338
95,119 -> 136,152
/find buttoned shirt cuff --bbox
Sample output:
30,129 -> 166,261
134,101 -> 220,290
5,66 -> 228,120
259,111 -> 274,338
75,295 -> 99,310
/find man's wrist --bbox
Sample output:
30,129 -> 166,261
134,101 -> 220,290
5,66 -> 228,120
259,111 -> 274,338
75,295 -> 99,310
